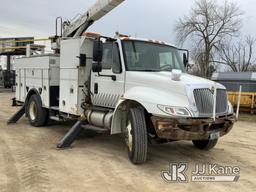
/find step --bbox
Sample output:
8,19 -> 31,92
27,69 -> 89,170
50,116 -> 63,121
50,106 -> 59,111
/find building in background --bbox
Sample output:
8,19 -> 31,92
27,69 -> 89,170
212,72 -> 256,114
0,37 -> 35,88
0,56 -> 6,69
0,56 -> 15,70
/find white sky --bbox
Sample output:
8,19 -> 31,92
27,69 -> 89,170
0,0 -> 255,67
0,0 -> 255,41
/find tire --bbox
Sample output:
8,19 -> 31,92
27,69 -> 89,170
125,108 -> 148,164
192,139 -> 218,150
26,94 -> 48,127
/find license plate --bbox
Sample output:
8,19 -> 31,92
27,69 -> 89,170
210,132 -> 220,140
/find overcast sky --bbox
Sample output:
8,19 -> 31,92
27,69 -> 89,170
0,0 -> 255,45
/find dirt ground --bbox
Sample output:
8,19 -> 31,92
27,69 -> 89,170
0,89 -> 255,192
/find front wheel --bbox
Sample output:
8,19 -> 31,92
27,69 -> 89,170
125,108 -> 148,164
192,139 -> 218,150
27,94 -> 48,127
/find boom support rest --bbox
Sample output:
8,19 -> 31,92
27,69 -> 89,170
7,106 -> 25,124
57,121 -> 83,148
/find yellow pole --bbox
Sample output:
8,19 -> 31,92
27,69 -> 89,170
236,86 -> 242,120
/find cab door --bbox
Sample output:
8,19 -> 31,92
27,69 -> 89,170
90,42 -> 125,108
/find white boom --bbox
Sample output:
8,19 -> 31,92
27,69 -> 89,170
63,0 -> 125,37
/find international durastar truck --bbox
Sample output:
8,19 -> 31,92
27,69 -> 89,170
9,0 -> 235,164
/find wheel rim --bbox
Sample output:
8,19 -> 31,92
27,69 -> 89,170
29,101 -> 37,121
125,120 -> 133,152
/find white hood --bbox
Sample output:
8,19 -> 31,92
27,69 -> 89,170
123,71 -> 226,116
125,71 -> 225,96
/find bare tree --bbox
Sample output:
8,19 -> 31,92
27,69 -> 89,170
217,36 -> 256,72
248,64 -> 256,72
175,0 -> 242,78
190,46 -> 217,77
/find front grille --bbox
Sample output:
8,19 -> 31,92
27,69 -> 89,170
193,88 -> 228,116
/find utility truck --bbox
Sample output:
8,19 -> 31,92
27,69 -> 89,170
9,0 -> 235,164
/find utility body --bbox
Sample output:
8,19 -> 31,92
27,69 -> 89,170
10,0 -> 235,164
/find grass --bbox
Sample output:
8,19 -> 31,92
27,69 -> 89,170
238,113 -> 256,123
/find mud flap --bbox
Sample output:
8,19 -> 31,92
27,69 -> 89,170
7,106 -> 25,124
57,121 -> 83,149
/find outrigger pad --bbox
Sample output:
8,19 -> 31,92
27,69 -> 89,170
7,106 -> 25,124
57,121 -> 83,149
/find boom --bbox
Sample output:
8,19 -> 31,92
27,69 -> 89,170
63,0 -> 125,37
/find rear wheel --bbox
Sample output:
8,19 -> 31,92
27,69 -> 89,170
27,94 -> 48,127
192,139 -> 218,150
125,108 -> 148,164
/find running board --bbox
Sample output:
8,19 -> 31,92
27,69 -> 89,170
50,106 -> 59,111
7,106 -> 25,124
50,116 -> 63,122
57,121 -> 83,149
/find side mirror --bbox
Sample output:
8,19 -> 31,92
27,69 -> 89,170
93,40 -> 103,63
79,54 -> 86,67
183,53 -> 189,67
92,62 -> 102,73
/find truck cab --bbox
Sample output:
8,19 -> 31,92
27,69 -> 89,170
92,35 -> 235,162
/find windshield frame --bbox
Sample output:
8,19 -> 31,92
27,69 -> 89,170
121,40 -> 185,72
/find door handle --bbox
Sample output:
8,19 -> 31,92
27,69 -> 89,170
97,73 -> 117,81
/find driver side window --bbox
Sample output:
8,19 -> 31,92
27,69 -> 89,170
102,43 -> 122,74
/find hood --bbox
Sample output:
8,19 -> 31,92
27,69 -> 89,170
125,71 -> 225,96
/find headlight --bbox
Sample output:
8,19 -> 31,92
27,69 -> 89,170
228,101 -> 234,114
157,105 -> 191,117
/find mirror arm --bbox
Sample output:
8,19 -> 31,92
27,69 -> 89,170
178,48 -> 189,63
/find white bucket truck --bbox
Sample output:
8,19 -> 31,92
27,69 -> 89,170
9,0 -> 235,164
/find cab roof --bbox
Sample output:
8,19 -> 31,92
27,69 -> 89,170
119,36 -> 177,48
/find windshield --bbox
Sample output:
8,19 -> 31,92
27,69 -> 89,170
122,40 -> 185,72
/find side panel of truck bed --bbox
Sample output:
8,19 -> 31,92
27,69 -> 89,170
15,55 -> 60,108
